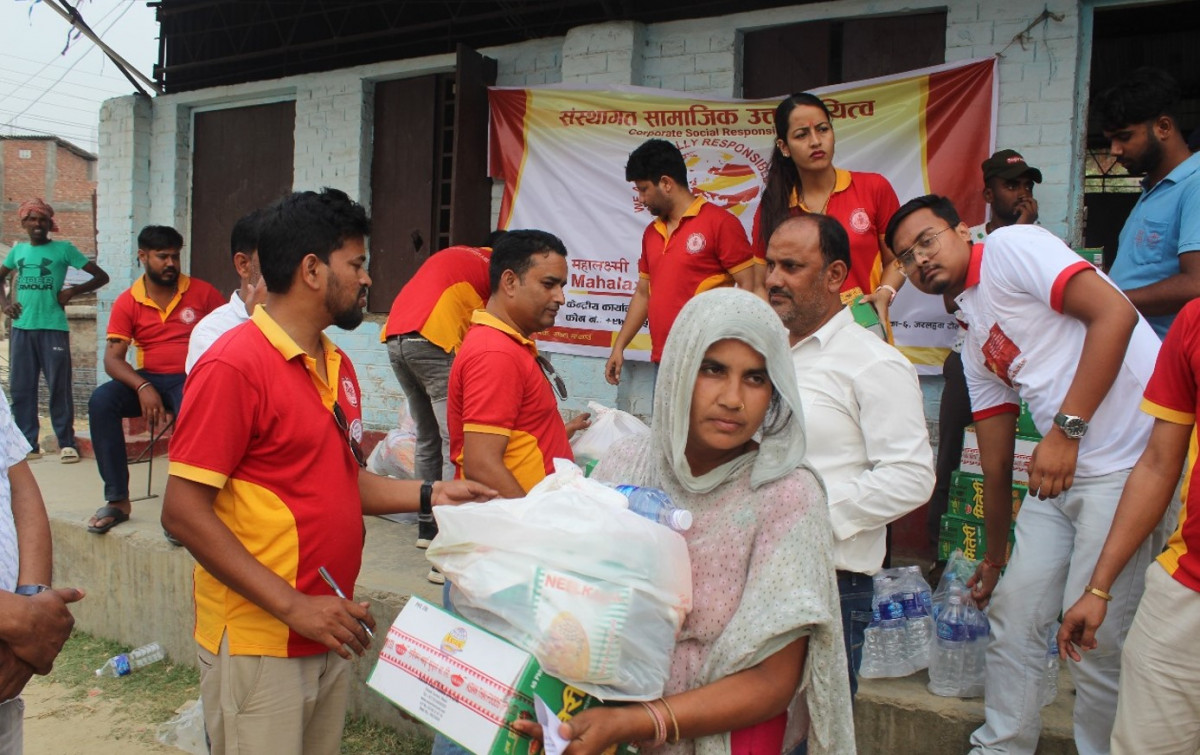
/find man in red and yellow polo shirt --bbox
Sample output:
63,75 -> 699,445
606,139 -> 763,384
85,225 -> 223,535
1060,295 -> 1200,754
382,236 -> 499,562
163,189 -> 492,755
449,230 -> 589,498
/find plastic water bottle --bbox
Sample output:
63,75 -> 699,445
96,642 -> 166,677
961,604 -> 989,697
611,485 -> 693,531
901,588 -> 934,666
876,594 -> 909,676
859,613 -> 884,678
928,588 -> 968,696
1041,623 -> 1060,707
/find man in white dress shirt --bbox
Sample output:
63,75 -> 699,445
765,213 -> 934,694
185,209 -> 267,373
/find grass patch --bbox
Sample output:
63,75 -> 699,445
46,632 -> 431,754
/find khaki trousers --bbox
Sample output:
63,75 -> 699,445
1112,563 -> 1200,755
198,635 -> 351,755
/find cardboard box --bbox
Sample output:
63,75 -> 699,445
367,597 -> 636,755
947,470 -> 1026,522
959,427 -> 1040,484
937,514 -> 1015,563
1016,402 -> 1041,440
1074,247 -> 1104,268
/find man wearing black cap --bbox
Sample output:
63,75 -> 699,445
926,149 -> 1043,574
969,149 -> 1042,241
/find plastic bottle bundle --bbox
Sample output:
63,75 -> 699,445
610,484 -> 694,532
1041,622 -> 1061,707
858,567 -> 935,678
928,583 -> 989,697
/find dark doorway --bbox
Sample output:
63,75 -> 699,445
191,101 -> 296,294
368,45 -> 497,312
742,12 -> 946,98
1084,1 -> 1200,266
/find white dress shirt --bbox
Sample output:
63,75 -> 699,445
185,291 -> 253,373
790,306 -> 934,574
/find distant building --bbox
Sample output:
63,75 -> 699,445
1,135 -> 98,257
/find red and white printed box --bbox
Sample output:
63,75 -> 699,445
959,426 -> 1040,485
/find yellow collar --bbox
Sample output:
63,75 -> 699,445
251,306 -> 342,407
130,273 -> 192,317
471,309 -> 538,354
788,169 -> 853,211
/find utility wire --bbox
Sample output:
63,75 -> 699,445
1,0 -> 128,97
1,0 -> 136,130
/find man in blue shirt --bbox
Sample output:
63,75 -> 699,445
1095,67 -> 1200,339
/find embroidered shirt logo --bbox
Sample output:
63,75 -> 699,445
685,232 -> 707,254
849,208 -> 871,234
342,377 -> 358,407
179,307 -> 196,324
349,417 -> 363,443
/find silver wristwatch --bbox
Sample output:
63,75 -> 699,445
1053,412 -> 1088,439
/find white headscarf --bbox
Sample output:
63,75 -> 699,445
595,288 -> 855,755
652,288 -> 809,494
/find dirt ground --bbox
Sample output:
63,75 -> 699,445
20,676 -> 177,754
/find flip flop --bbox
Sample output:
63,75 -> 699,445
87,505 -> 130,534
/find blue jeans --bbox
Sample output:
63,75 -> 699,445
87,372 -> 185,501
387,336 -> 455,481
8,328 -> 75,451
838,570 -> 873,699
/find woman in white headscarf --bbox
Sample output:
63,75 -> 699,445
516,288 -> 854,755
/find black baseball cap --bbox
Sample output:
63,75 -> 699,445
981,149 -> 1043,183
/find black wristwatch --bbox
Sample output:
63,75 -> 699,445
14,584 -> 50,596
420,480 -> 434,515
1053,412 -> 1088,439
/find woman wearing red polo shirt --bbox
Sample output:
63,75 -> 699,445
752,93 -> 904,327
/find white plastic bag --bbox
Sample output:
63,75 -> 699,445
367,426 -> 417,480
427,459 -> 692,700
156,698 -> 207,755
569,401 -> 649,464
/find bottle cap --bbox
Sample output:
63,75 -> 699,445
671,509 -> 693,531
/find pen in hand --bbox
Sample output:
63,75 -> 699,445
318,566 -> 375,640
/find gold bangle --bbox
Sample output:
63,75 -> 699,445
1084,585 -> 1113,602
659,698 -> 680,744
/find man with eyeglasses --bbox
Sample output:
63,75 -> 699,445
887,194 -> 1164,755
162,189 -> 494,755
927,150 -> 1043,576
448,229 -> 589,500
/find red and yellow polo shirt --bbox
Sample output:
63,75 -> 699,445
448,310 -> 572,492
107,274 -> 224,373
1141,298 -> 1200,593
639,196 -> 756,362
381,245 -> 493,353
751,170 -> 900,303
169,306 -> 366,658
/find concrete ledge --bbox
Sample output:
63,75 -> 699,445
31,457 -> 1079,753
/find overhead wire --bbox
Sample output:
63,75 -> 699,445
1,0 -> 138,130
1,0 -> 128,95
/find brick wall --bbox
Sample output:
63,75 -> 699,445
95,0 -> 1138,430
1,138 -> 97,254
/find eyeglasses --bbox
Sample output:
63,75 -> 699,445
332,402 -> 367,468
895,227 -> 953,273
535,355 -> 568,401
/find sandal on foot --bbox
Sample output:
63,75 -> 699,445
87,505 -> 130,534
60,447 -> 81,464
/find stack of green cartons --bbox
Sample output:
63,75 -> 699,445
938,401 -> 1040,563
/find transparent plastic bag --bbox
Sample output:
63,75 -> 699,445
858,566 -> 934,679
156,698 -> 207,755
927,549 -> 990,698
426,459 -> 692,700
366,412 -> 417,480
569,401 -> 649,465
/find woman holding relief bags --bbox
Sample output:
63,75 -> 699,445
514,288 -> 853,755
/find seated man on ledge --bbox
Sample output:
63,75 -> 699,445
86,225 -> 223,536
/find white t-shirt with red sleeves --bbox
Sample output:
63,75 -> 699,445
955,224 -> 1160,478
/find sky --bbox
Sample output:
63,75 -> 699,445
1,0 -> 159,154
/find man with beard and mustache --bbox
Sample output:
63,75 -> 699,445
765,214 -> 932,696
887,194 -> 1166,755
448,230 -> 588,499
86,225 -> 223,535
605,139 -> 764,385
162,188 -> 494,755
1095,67 -> 1200,340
